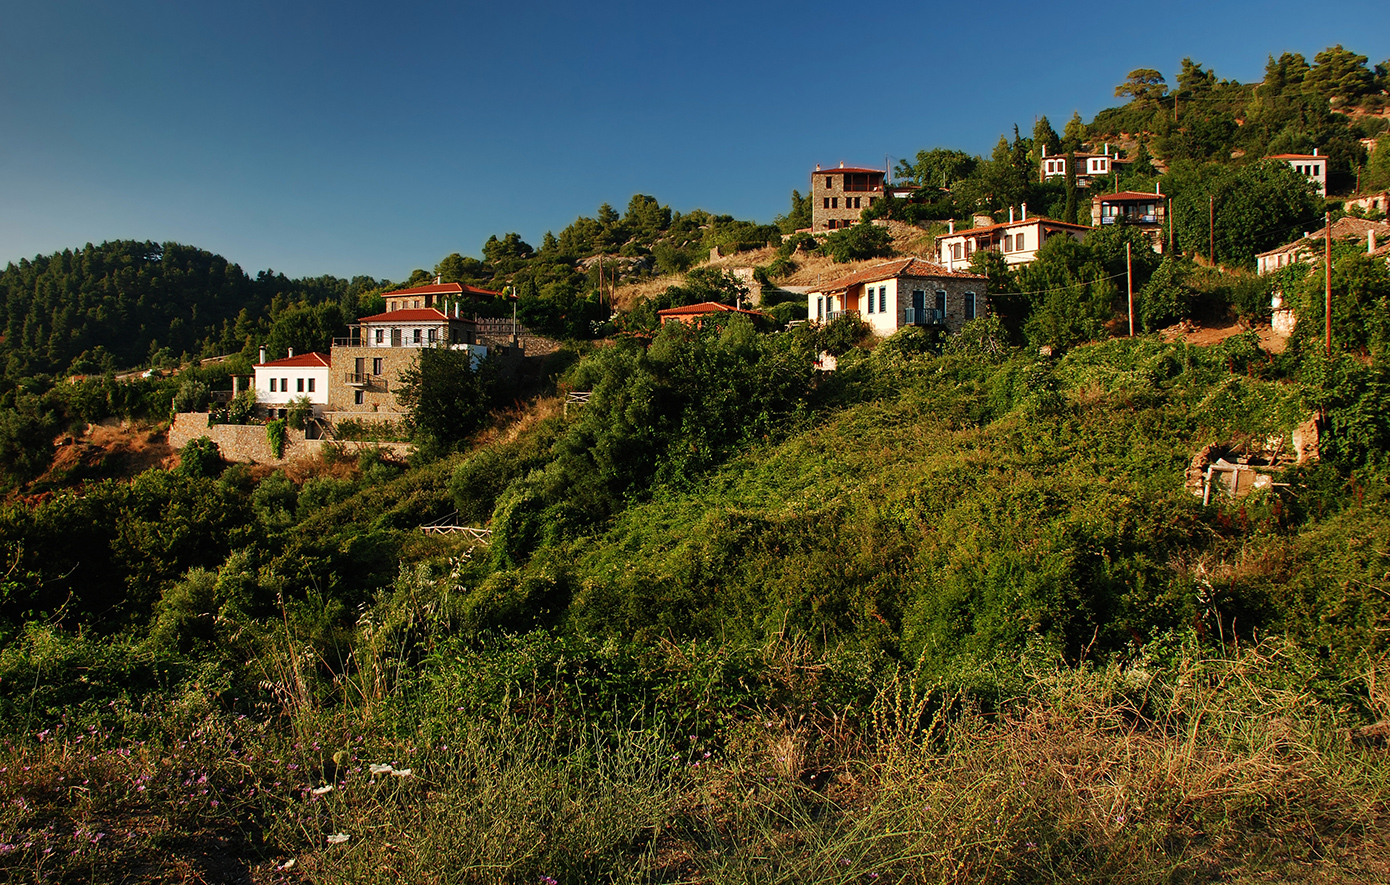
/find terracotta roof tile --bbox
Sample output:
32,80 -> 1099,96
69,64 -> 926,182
382,282 -> 505,298
658,301 -> 767,318
943,216 -> 1091,238
356,308 -> 462,323
818,258 -> 985,294
255,352 -> 330,369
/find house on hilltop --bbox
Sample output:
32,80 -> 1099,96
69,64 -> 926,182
326,281 -> 506,419
1040,144 -> 1130,188
809,163 -> 916,232
1091,188 -> 1168,253
936,208 -> 1090,270
1255,216 -> 1390,275
806,257 -> 987,335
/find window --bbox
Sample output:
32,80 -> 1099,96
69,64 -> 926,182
281,378 -> 288,392
354,390 -> 364,405
831,197 -> 838,209
375,328 -> 384,344
296,378 -> 305,393
853,197 -> 861,209
1003,234 -> 1013,252
866,287 -> 874,314
964,292 -> 977,320
412,329 -> 422,344
428,328 -> 437,343
373,358 -> 383,375
824,197 -> 831,209
816,296 -> 824,321
825,176 -> 832,188
951,243 -> 963,260
935,290 -> 946,316
269,378 -> 276,392
879,286 -> 886,313
307,378 -> 315,393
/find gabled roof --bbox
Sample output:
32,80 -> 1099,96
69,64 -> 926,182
941,216 -> 1091,238
819,257 -> 985,294
1267,153 -> 1323,161
1255,216 -> 1390,258
356,307 -> 461,323
658,301 -> 766,319
382,281 -> 504,298
255,352 -> 330,369
1094,191 -> 1165,202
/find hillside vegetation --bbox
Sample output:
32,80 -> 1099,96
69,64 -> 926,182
3,42 -> 1390,885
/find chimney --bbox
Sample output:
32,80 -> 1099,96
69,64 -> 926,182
1104,143 -> 1110,156
435,273 -> 442,284
948,220 -> 955,234
1041,145 -> 1047,157
1009,206 -> 1015,223
1371,230 -> 1378,254
839,161 -> 845,168
287,347 -> 294,358
1313,148 -> 1319,157
1156,181 -> 1162,196
815,163 -> 821,171
258,346 -> 266,365
1021,203 -> 1028,220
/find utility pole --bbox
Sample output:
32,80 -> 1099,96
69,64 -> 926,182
1325,211 -> 1332,358
1126,242 -> 1134,336
1167,198 -> 1174,254
1208,195 -> 1215,266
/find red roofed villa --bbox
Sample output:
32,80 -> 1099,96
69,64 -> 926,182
252,350 -> 331,417
936,206 -> 1090,270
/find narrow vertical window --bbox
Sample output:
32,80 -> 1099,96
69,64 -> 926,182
879,286 -> 886,313
965,292 -> 977,320
297,378 -> 304,392
866,288 -> 874,314
307,378 -> 315,393
269,378 -> 276,392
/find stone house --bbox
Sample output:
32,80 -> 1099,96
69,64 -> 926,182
806,257 -> 987,336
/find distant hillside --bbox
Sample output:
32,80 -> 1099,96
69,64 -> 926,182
0,240 -> 384,380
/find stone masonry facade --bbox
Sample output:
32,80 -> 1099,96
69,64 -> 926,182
169,412 -> 413,466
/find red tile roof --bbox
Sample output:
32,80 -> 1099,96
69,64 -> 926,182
255,352 -> 330,369
356,308 -> 457,323
1267,153 -> 1322,160
1255,216 -> 1390,257
657,301 -> 767,318
942,216 -> 1091,238
382,282 -> 504,298
819,258 -> 985,294
1095,191 -> 1166,202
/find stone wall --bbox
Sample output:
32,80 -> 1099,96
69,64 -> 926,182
169,413 -> 412,466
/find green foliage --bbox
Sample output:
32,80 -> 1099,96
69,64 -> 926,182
175,436 -> 222,479
225,389 -> 255,425
265,418 -> 287,459
821,223 -> 894,263
171,379 -> 210,413
285,395 -> 313,431
1167,160 -> 1321,267
395,348 -> 499,453
1139,256 -> 1194,331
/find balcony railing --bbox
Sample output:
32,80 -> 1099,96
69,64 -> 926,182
905,308 -> 944,325
826,309 -> 860,322
344,373 -> 388,390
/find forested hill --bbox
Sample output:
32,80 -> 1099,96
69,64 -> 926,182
0,240 -> 383,379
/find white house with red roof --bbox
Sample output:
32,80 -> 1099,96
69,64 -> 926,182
936,207 -> 1090,269
807,257 -> 987,336
252,350 -> 331,417
1269,151 -> 1327,196
1039,145 -> 1130,188
1091,188 -> 1167,253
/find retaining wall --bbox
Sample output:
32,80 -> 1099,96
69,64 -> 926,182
169,413 -> 413,466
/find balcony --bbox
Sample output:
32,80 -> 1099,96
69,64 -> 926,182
344,373 -> 388,390
826,310 -> 860,322
904,308 -> 944,325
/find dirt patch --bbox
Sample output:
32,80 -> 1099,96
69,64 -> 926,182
1156,318 -> 1285,350
34,421 -> 175,490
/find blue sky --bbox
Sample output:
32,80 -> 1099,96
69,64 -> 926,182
2,0 -> 1388,281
